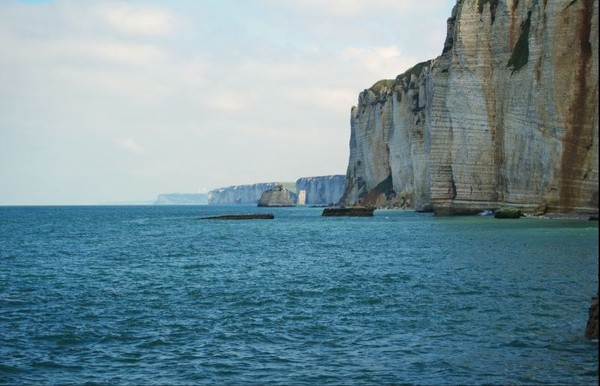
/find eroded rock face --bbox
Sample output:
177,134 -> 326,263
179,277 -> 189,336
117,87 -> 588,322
296,175 -> 346,205
341,0 -> 598,214
257,185 -> 295,207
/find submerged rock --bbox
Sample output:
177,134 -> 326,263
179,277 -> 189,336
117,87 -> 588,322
585,297 -> 599,340
322,207 -> 375,217
494,208 -> 522,219
257,185 -> 295,207
200,213 -> 274,220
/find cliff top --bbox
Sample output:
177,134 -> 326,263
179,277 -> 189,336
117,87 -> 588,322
368,59 -> 433,97
369,79 -> 395,94
398,59 -> 432,81
210,181 -> 295,193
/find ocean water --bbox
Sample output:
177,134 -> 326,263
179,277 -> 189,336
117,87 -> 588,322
0,205 -> 597,385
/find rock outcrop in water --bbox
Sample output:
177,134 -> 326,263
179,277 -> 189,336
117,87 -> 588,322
200,213 -> 275,220
340,0 -> 598,215
585,296 -> 599,339
322,206 -> 375,217
258,185 -> 295,207
295,175 -> 346,205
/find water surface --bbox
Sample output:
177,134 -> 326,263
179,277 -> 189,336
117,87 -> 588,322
1,206 -> 597,384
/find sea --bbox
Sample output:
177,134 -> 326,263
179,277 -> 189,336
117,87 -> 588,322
0,205 -> 598,385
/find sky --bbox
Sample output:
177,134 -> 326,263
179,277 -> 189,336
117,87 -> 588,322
0,0 -> 456,205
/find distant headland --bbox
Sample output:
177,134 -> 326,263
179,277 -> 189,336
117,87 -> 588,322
206,175 -> 345,206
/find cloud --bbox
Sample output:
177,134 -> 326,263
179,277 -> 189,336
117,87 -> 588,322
56,40 -> 166,66
260,0 -> 451,19
0,0 -> 457,204
89,41 -> 165,65
286,86 -> 357,114
97,4 -> 174,37
340,46 -> 422,81
260,0 -> 408,19
116,138 -> 145,155
205,90 -> 252,112
342,46 -> 401,74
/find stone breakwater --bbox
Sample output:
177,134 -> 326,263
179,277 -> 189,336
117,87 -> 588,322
341,0 -> 598,215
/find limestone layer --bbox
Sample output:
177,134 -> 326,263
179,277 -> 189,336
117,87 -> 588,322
341,0 -> 598,214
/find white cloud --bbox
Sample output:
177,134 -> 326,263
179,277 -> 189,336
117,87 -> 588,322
89,41 -> 165,65
341,46 -> 419,80
97,4 -> 174,36
205,90 -> 252,112
262,0 -> 408,18
261,0 -> 451,19
0,0 -> 457,204
116,138 -> 145,155
286,87 -> 357,114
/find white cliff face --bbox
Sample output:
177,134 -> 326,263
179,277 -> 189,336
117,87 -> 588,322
296,175 -> 346,205
208,183 -> 279,205
342,0 -> 598,214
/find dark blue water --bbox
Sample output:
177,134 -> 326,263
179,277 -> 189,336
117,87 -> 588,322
0,206 -> 598,385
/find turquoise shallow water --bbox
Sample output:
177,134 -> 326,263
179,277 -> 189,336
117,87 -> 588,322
0,205 -> 598,385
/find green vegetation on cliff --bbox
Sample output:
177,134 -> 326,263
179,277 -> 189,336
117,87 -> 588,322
478,0 -> 499,23
369,79 -> 395,94
400,60 -> 432,81
277,182 -> 296,193
507,11 -> 532,73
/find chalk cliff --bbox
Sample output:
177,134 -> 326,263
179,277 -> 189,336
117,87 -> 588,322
208,183 -> 278,205
208,183 -> 295,205
341,0 -> 598,214
296,175 -> 346,205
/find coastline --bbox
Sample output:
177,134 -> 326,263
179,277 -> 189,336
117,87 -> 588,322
527,213 -> 598,220
373,207 -> 598,220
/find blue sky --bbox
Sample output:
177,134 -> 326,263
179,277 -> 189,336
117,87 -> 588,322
0,0 -> 456,204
